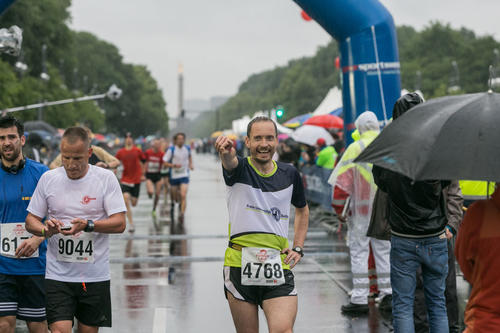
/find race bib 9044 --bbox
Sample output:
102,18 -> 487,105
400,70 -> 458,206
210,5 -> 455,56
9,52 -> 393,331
0,223 -> 38,259
241,247 -> 285,286
56,233 -> 94,263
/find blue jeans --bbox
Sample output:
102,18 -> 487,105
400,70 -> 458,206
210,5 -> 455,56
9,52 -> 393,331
391,235 -> 449,333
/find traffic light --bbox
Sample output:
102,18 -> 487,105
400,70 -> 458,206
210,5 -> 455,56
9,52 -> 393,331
276,105 -> 284,119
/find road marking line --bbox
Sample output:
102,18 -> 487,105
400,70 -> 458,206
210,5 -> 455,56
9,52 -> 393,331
306,257 -> 351,294
152,307 -> 167,333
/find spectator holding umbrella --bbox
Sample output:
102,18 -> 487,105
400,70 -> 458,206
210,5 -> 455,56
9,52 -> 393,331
372,93 -> 451,332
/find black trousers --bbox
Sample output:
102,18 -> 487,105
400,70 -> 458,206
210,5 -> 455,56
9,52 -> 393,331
414,239 -> 459,333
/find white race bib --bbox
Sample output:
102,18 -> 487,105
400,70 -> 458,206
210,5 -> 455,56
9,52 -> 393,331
148,161 -> 160,173
0,223 -> 38,259
241,247 -> 285,286
172,166 -> 186,175
56,233 -> 94,263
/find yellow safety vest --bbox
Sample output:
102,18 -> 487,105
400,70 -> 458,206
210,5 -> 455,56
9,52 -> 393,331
459,180 -> 495,201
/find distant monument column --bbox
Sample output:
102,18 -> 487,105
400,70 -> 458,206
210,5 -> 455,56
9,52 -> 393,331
178,63 -> 184,122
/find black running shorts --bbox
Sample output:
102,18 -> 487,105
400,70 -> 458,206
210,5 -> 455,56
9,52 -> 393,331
45,279 -> 111,327
120,183 -> 140,198
223,266 -> 297,307
145,172 -> 162,184
0,274 -> 46,321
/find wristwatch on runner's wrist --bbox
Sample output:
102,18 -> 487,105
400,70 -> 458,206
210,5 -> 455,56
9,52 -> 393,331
84,220 -> 95,232
292,246 -> 304,257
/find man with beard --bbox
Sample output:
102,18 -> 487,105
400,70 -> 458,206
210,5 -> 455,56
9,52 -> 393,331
0,116 -> 48,333
215,117 -> 309,332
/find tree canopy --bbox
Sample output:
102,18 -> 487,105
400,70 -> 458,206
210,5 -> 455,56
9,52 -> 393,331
0,0 -> 168,136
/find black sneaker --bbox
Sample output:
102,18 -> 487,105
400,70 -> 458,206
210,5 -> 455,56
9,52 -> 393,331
341,302 -> 369,315
378,294 -> 392,312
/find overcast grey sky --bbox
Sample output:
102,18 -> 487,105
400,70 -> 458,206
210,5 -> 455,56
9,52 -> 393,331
70,0 -> 500,116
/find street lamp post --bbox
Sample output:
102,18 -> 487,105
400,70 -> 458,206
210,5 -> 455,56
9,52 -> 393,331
1,84 -> 122,116
448,60 -> 460,93
38,43 -> 50,121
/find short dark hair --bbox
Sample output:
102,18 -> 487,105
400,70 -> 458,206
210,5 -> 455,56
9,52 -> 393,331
0,116 -> 24,137
247,116 -> 277,138
173,132 -> 185,141
62,126 -> 90,147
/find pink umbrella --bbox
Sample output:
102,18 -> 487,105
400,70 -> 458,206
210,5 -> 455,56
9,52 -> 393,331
278,133 -> 289,141
304,114 -> 343,129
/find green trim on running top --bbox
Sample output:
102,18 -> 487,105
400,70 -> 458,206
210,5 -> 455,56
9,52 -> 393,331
247,157 -> 277,178
225,224 -> 291,270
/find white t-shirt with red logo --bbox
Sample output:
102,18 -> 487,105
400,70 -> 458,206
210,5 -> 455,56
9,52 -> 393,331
27,165 -> 126,283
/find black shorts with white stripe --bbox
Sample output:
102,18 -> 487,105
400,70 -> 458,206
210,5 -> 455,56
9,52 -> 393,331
223,266 -> 297,307
0,274 -> 46,321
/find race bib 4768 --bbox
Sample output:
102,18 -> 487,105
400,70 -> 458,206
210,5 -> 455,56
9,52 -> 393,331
241,247 -> 285,286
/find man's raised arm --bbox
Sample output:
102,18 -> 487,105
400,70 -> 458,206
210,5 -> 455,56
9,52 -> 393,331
215,136 -> 238,171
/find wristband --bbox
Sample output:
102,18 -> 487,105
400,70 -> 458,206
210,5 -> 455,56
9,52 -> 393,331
41,228 -> 45,238
445,225 -> 455,235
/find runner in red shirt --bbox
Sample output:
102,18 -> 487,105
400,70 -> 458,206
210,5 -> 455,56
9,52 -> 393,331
115,133 -> 145,232
144,139 -> 164,216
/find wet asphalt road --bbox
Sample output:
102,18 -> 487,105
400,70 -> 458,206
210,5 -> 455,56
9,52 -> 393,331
17,153 -> 469,332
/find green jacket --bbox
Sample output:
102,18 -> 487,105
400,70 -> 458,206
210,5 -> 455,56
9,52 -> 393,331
315,146 -> 337,169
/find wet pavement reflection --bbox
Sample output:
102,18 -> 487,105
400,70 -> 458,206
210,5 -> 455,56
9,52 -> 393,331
16,153 -> 469,332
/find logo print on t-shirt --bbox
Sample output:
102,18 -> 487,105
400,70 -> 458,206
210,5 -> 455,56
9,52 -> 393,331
270,207 -> 281,222
81,195 -> 96,205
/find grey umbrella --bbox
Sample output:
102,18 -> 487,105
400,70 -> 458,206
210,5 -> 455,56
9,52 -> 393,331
355,91 -> 500,182
24,120 -> 57,135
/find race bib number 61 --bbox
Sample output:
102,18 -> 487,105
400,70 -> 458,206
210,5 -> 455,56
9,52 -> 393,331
0,223 -> 39,259
241,247 -> 285,286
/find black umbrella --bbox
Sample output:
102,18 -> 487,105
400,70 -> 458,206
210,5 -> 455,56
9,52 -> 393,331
24,120 -> 57,135
355,91 -> 500,181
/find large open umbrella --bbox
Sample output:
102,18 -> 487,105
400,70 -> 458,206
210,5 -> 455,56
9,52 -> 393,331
24,120 -> 57,135
291,125 -> 334,146
304,114 -> 343,129
283,113 -> 312,128
210,131 -> 223,138
355,91 -> 500,181
329,107 -> 343,117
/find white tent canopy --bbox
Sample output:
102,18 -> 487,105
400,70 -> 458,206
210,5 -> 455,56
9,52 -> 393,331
312,86 -> 343,116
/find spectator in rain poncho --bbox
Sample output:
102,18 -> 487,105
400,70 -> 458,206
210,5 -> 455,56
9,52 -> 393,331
328,111 -> 392,314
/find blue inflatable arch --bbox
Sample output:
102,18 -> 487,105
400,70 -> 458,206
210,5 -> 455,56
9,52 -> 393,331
0,0 -> 15,15
294,0 -> 401,144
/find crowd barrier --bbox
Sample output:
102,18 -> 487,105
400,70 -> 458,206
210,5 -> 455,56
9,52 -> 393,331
301,165 -> 333,212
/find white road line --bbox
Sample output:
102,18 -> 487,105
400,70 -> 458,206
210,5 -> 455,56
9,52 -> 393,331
152,307 -> 167,333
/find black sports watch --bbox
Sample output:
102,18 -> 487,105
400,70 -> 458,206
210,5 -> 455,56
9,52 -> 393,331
84,220 -> 95,232
292,246 -> 304,257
